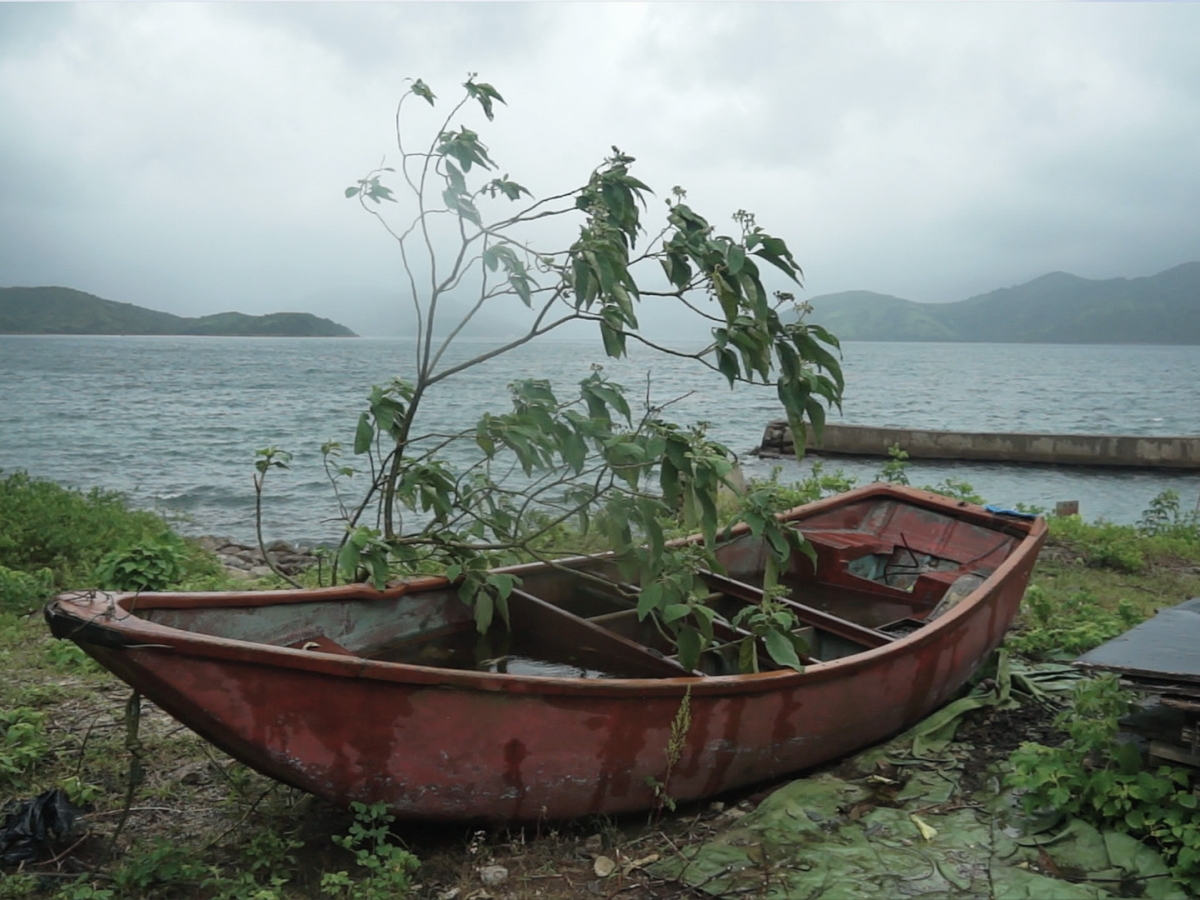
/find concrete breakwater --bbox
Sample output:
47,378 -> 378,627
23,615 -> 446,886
756,422 -> 1200,470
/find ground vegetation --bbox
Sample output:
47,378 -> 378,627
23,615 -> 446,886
3,466 -> 1199,897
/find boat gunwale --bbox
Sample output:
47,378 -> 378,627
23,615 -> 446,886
46,484 -> 1045,699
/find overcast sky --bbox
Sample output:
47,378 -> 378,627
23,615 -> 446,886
2,2 -> 1198,337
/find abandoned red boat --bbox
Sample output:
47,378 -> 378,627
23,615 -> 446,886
45,484 -> 1045,821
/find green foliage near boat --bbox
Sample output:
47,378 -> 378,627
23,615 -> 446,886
0,470 -> 223,607
1009,675 -> 1200,893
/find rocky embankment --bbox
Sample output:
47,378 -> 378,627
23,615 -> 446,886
193,536 -> 320,581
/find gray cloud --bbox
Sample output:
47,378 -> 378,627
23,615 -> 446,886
2,2 -> 1198,335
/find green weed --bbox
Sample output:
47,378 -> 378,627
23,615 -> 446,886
1009,676 -> 1200,894
95,540 -> 184,592
0,470 -> 225,593
1007,585 -> 1142,660
53,879 -> 114,900
0,874 -> 38,899
0,471 -> 172,585
0,707 -> 48,784
320,801 -> 420,900
111,838 -> 211,895
876,444 -> 910,485
1138,489 -> 1200,541
871,448 -> 986,504
45,639 -> 100,673
922,477 -> 986,505
0,564 -> 54,614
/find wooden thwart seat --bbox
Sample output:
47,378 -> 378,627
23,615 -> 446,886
508,589 -> 696,677
698,570 -> 894,650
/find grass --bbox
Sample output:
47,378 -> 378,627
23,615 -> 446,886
2,467 -> 1199,897
1005,498 -> 1200,661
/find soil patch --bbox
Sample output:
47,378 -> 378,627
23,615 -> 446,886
956,699 -> 1069,794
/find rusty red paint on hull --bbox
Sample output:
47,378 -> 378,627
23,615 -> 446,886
45,485 -> 1044,821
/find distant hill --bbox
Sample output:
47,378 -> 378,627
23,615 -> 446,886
807,262 -> 1200,343
0,287 -> 357,337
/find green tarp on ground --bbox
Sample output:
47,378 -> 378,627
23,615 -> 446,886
652,655 -> 1185,900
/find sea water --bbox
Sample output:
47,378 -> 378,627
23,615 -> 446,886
1,335 -> 1197,542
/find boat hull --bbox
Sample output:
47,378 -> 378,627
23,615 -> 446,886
46,485 -> 1044,821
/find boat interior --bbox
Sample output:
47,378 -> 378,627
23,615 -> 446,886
131,497 -> 1022,679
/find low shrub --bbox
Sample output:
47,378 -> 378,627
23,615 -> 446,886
95,540 -> 185,592
0,707 -> 49,785
1138,489 -> 1200,541
1009,676 -> 1200,894
321,801 -> 420,899
0,471 -> 223,593
0,564 -> 54,614
0,471 -> 176,586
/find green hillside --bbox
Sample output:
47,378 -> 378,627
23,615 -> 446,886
0,287 -> 357,337
808,262 -> 1200,343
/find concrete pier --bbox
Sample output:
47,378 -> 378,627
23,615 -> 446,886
756,422 -> 1200,470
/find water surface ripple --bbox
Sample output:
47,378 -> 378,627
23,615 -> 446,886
1,336 -> 1196,542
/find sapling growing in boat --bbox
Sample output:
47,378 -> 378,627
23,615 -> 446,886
262,75 -> 843,672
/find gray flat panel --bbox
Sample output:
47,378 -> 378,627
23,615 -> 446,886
1076,598 -> 1200,682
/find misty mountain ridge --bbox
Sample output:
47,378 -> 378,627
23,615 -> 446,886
807,262 -> 1200,343
0,287 -> 356,337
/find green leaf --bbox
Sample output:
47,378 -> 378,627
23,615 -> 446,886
726,244 -> 745,276
464,78 -> 505,120
411,78 -> 436,106
662,603 -> 691,623
344,186 -> 360,199
337,541 -> 361,583
488,573 -> 517,602
716,347 -> 740,386
474,592 -> 494,634
637,583 -> 663,620
712,271 -> 740,323
676,626 -> 703,673
599,320 -> 625,358
353,413 -> 374,455
738,637 -> 758,674
765,630 -> 803,671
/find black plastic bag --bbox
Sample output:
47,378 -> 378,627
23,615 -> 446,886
0,789 -> 80,865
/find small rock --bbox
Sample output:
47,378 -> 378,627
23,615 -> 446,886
593,856 -> 616,878
708,801 -> 725,813
437,890 -> 461,900
582,834 -> 604,855
249,566 -> 274,579
478,865 -> 508,886
267,539 -> 293,552
174,761 -> 210,786
224,567 -> 255,581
